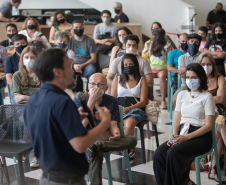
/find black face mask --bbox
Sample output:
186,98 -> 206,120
180,43 -> 188,50
215,33 -> 224,39
7,33 -> 17,39
57,42 -> 67,49
57,19 -> 66,24
74,29 -> 84,37
15,45 -> 27,54
187,43 -> 199,56
27,25 -> 36,30
115,9 -> 120,14
124,66 -> 135,75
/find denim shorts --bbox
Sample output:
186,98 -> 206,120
123,108 -> 148,122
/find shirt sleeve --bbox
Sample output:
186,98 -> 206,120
178,55 -> 184,68
142,58 -> 152,75
167,50 -> 175,65
123,14 -> 129,22
11,72 -> 22,94
204,38 -> 211,49
89,38 -> 97,53
110,98 -> 120,122
0,5 -> 10,17
67,50 -> 75,61
108,58 -> 117,75
40,35 -> 51,48
57,98 -> 88,141
207,11 -> 212,22
93,25 -> 100,39
4,57 -> 13,74
205,93 -> 215,115
175,91 -> 182,112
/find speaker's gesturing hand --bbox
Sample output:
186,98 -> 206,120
78,107 -> 89,121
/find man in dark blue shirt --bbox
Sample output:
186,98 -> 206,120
69,73 -> 137,185
24,48 -> 111,185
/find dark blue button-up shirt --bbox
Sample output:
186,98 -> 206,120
5,52 -> 20,74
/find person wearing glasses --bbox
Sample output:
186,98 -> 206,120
68,72 -> 137,185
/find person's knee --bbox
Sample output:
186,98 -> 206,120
123,136 -> 137,148
124,121 -> 133,130
84,65 -> 96,76
167,147 -> 177,159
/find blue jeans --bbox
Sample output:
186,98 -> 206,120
81,64 -> 96,91
11,93 -> 16,104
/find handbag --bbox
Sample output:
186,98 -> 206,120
125,82 -> 161,125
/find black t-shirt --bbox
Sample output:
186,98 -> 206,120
204,38 -> 226,65
114,13 -> 129,23
207,10 -> 226,25
24,83 -> 89,178
0,39 -> 11,47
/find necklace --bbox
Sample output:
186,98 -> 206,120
189,91 -> 200,103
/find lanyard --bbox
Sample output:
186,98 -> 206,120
8,39 -> 11,51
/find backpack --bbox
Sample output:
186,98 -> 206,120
72,71 -> 83,93
28,34 -> 46,53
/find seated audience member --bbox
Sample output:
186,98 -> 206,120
142,22 -> 173,60
114,2 -> 129,23
196,52 -> 225,182
107,34 -> 153,94
67,20 -> 97,86
0,23 -> 18,56
172,33 -> 202,108
167,33 -> 188,93
0,0 -> 21,22
67,73 -> 137,184
93,10 -> 117,54
204,22 -> 226,76
54,31 -> 75,62
207,3 -> 226,28
111,54 -> 148,163
154,63 -> 215,185
19,17 -> 51,51
5,34 -> 28,87
109,27 -> 132,66
149,28 -> 171,109
198,26 -> 208,52
11,46 -> 41,104
49,10 -> 72,45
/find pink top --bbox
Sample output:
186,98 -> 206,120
199,41 -> 207,52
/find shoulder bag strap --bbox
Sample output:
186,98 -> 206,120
125,82 -> 139,103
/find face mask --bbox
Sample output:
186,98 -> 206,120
215,33 -> 223,39
124,66 -> 135,75
57,42 -> 67,49
115,9 -> 120,14
23,59 -> 35,68
203,65 -> 212,75
180,43 -> 188,50
89,88 -> 104,96
119,37 -> 125,44
73,29 -> 84,37
57,19 -> 66,24
7,33 -> 17,39
186,79 -> 200,90
126,48 -> 137,55
102,18 -> 110,24
27,25 -> 36,30
15,45 -> 27,54
187,43 -> 199,56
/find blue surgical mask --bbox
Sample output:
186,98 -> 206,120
57,42 -> 67,49
102,18 -> 110,24
186,79 -> 200,90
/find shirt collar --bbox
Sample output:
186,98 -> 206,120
41,83 -> 70,97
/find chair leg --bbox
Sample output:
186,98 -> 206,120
124,149 -> 133,184
169,88 -> 173,119
85,174 -> 89,182
153,125 -> 159,148
214,145 -> 223,185
2,157 -> 10,185
17,157 -> 26,185
146,122 -> 150,139
139,127 -> 146,163
134,127 -> 137,138
103,152 -> 113,185
167,80 -> 170,112
194,158 -> 201,185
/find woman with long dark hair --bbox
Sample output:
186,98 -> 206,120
154,63 -> 215,185
109,27 -> 132,66
204,22 -> 226,76
111,53 -> 148,163
49,10 -> 72,45
149,28 -> 171,109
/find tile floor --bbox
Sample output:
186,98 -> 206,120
0,79 -> 224,185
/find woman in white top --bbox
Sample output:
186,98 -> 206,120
54,31 -> 75,63
19,17 -> 51,49
154,63 -> 215,185
111,53 -> 148,163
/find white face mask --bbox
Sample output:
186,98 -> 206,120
202,65 -> 212,75
90,87 -> 104,96
126,47 -> 137,55
23,59 -> 35,68
119,37 -> 124,44
186,79 -> 200,90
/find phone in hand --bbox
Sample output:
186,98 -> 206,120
170,136 -> 179,144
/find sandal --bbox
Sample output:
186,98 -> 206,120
128,149 -> 135,158
129,157 -> 135,164
209,165 -> 226,182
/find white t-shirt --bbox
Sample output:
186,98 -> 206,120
18,30 -> 51,48
175,90 -> 215,127
66,49 -> 75,62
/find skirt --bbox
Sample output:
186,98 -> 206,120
123,108 -> 148,122
153,125 -> 212,185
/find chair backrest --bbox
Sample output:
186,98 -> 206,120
168,72 -> 172,85
177,74 -> 182,89
96,52 -> 110,72
0,104 -> 32,144
118,105 -> 125,136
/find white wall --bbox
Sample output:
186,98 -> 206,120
80,0 -> 191,38
184,0 -> 226,27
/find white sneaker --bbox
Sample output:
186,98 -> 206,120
30,157 -> 39,167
